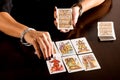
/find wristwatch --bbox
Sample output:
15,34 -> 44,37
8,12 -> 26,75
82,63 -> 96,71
78,3 -> 83,16
72,3 -> 83,16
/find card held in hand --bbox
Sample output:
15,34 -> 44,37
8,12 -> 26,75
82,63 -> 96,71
57,8 -> 73,30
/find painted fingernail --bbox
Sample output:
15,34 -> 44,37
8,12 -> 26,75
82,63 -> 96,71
45,58 -> 49,61
51,54 -> 53,58
48,57 -> 51,60
46,57 -> 50,61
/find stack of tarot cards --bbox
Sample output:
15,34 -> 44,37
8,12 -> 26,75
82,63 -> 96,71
57,8 -> 73,30
97,21 -> 116,41
46,37 -> 101,74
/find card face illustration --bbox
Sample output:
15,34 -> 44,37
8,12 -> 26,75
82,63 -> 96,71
71,37 -> 92,54
57,8 -> 73,30
78,53 -> 101,71
46,54 -> 66,74
55,40 -> 76,56
62,55 -> 84,73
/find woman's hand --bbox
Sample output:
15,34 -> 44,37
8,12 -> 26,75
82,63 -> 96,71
24,30 -> 53,60
72,6 -> 80,26
54,6 -> 80,33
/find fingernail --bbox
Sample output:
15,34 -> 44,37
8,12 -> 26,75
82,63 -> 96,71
51,54 -> 53,58
48,57 -> 51,60
46,57 -> 51,60
45,58 -> 49,61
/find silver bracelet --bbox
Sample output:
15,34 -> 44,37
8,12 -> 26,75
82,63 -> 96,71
20,28 -> 35,46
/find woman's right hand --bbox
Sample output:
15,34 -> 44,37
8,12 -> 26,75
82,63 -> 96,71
24,29 -> 54,60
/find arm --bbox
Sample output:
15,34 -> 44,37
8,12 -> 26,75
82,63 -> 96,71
0,12 -> 53,60
79,0 -> 105,14
72,0 -> 105,26
0,12 -> 28,38
54,0 -> 105,33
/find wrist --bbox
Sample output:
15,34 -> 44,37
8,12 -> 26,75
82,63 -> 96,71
78,3 -> 83,16
20,28 -> 35,46
72,3 -> 83,16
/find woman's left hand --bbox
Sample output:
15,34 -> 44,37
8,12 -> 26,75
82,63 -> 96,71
54,6 -> 80,33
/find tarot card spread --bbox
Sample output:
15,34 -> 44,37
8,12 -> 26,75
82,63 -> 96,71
46,38 -> 101,74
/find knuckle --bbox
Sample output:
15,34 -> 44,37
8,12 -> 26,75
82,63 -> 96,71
42,47 -> 47,52
45,32 -> 49,35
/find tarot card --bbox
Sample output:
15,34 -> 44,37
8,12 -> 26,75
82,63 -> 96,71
97,21 -> 116,41
98,21 -> 113,36
62,55 -> 84,73
52,42 -> 59,54
46,53 -> 66,74
55,40 -> 76,56
78,53 -> 101,71
57,8 -> 73,30
71,37 -> 92,54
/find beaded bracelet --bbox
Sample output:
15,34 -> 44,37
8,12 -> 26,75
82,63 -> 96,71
20,28 -> 35,46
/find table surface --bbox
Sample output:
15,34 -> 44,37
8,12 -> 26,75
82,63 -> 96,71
0,0 -> 120,80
